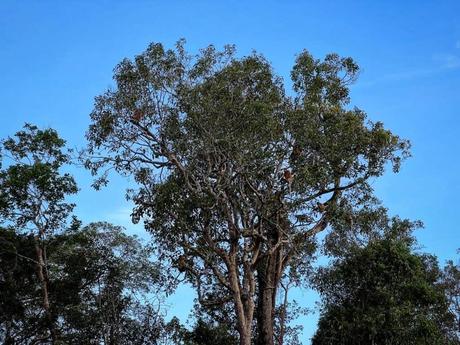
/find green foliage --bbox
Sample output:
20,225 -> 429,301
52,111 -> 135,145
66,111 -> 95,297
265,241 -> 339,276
0,123 -> 77,232
52,222 -> 165,344
0,222 -> 166,344
312,239 -> 457,345
323,207 -> 421,258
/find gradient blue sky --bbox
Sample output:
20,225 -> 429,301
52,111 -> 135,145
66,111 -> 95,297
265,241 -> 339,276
1,1 -> 459,343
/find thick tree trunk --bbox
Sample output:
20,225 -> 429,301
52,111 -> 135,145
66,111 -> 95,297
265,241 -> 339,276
257,286 -> 275,345
256,255 -> 278,345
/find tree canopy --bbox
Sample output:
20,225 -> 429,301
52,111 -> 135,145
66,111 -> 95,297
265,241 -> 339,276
0,124 -> 78,343
85,40 -> 410,344
312,238 -> 457,345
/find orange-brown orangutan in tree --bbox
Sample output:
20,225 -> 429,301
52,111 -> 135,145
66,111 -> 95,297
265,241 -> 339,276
290,144 -> 302,161
316,202 -> 327,213
283,169 -> 294,193
177,255 -> 187,272
131,109 -> 144,123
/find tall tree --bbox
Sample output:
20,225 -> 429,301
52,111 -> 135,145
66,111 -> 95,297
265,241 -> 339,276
85,40 -> 410,344
0,124 -> 78,343
312,238 -> 457,345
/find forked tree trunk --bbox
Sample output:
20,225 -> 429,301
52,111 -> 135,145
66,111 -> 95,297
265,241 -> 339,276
228,258 -> 254,345
239,327 -> 252,345
233,295 -> 253,345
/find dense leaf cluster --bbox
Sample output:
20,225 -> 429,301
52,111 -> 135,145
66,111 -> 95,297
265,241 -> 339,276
313,239 -> 457,345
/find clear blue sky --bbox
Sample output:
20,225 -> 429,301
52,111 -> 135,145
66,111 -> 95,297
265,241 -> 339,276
1,1 -> 459,343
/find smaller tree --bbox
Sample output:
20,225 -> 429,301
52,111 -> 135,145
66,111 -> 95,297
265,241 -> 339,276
0,124 -> 78,343
312,238 -> 457,345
